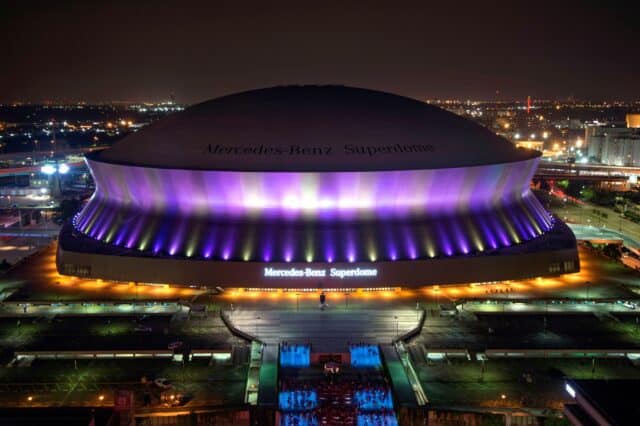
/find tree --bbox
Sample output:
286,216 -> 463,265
0,259 -> 11,271
59,198 -> 82,222
602,243 -> 622,260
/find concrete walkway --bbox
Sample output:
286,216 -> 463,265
227,306 -> 421,352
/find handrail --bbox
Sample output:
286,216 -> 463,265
392,308 -> 426,344
219,309 -> 261,344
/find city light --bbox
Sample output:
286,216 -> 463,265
41,164 -> 56,175
41,163 -> 70,174
58,163 -> 70,174
565,383 -> 576,398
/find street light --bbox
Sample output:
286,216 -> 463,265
295,293 -> 300,312
344,293 -> 350,310
41,161 -> 70,194
40,163 -> 69,175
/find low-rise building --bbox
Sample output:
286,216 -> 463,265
586,121 -> 640,166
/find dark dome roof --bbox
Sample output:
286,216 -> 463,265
97,85 -> 538,171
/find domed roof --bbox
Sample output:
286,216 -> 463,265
97,85 -> 538,172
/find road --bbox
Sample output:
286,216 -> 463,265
547,194 -> 640,245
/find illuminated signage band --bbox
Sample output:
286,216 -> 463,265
264,267 -> 378,279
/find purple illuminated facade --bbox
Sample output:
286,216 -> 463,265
74,157 -> 550,262
57,86 -> 578,287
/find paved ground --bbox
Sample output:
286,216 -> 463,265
0,235 -> 52,264
228,306 -> 421,352
410,312 -> 640,352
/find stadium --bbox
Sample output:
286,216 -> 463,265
56,86 -> 579,288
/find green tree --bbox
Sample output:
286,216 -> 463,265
59,198 -> 81,221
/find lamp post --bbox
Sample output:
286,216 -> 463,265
585,281 -> 591,300
255,316 -> 261,339
295,293 -> 299,312
344,293 -> 350,310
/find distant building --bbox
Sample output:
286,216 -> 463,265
586,121 -> 640,166
515,140 -> 544,152
627,113 -> 640,129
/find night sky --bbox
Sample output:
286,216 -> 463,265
2,0 -> 639,104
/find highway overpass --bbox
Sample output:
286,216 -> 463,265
535,162 -> 637,182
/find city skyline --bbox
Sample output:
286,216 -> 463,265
2,0 -> 639,104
